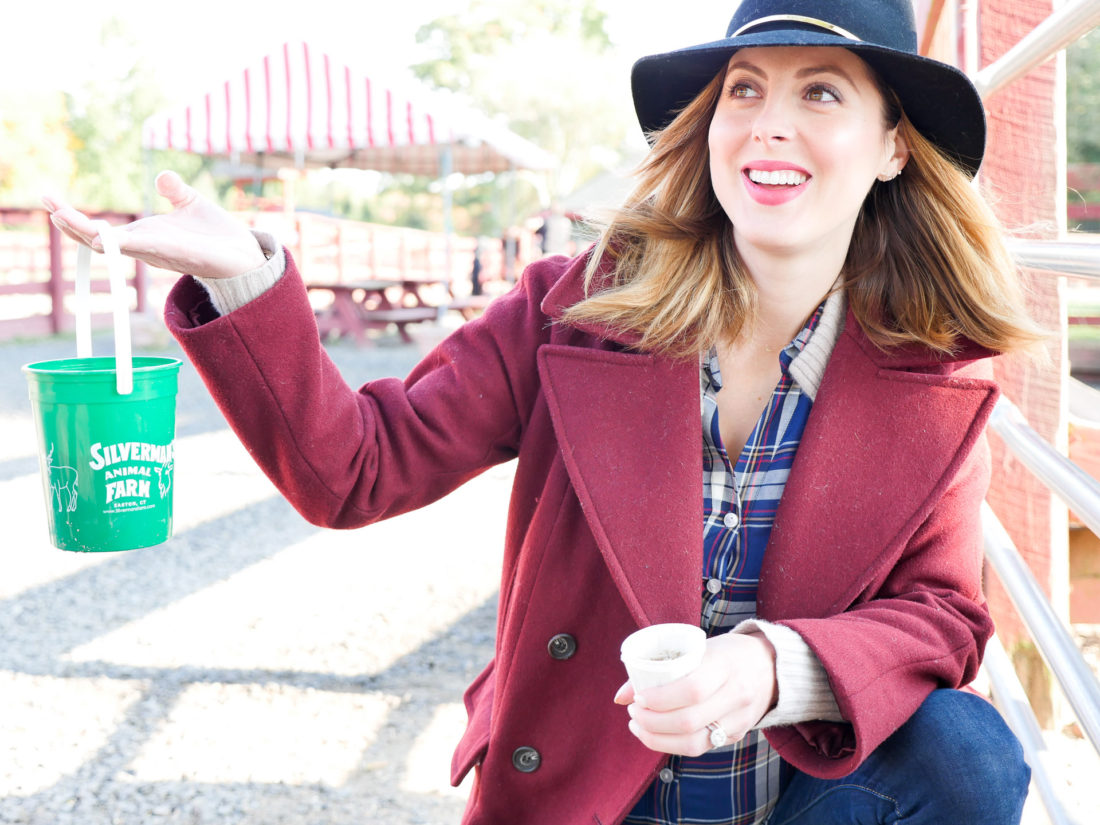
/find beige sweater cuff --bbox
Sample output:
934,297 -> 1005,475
193,230 -> 286,316
735,618 -> 845,728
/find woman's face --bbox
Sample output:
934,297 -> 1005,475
708,46 -> 907,271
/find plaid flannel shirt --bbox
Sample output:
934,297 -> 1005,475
624,302 -> 825,825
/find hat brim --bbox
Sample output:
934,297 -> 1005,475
631,30 -> 985,177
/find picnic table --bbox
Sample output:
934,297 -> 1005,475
307,279 -> 443,345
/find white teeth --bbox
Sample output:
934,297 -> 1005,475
747,169 -> 808,186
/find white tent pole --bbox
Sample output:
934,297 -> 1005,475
142,147 -> 155,217
506,161 -> 517,282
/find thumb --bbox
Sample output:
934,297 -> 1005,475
154,170 -> 198,210
614,680 -> 636,705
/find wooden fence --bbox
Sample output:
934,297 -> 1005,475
0,208 -> 534,342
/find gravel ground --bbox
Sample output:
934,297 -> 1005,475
1,318 -> 500,824
1,316 -> 1098,824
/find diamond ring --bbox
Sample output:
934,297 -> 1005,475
706,721 -> 728,748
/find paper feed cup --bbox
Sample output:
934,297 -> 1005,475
620,623 -> 706,692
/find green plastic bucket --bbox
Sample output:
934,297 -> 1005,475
23,219 -> 182,552
23,356 -> 182,552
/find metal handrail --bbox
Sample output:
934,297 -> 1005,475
981,502 -> 1100,755
982,633 -> 1083,825
973,0 -> 1100,99
1007,238 -> 1100,281
988,397 -> 1100,538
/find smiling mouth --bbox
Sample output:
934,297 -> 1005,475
745,169 -> 809,186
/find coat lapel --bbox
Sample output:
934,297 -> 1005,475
758,321 -> 1000,620
537,344 -> 702,628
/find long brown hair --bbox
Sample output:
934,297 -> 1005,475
563,61 -> 1044,358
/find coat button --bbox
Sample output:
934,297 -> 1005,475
547,633 -> 577,660
512,746 -> 541,773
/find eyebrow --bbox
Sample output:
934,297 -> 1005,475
726,60 -> 859,88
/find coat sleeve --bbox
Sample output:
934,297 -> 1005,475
164,251 -> 561,528
766,434 -> 995,778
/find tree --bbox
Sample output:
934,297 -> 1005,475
410,0 -> 640,232
0,91 -> 75,206
1067,27 -> 1100,164
66,17 -> 209,213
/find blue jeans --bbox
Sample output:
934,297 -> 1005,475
766,690 -> 1031,825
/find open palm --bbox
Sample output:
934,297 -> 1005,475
43,171 -> 267,280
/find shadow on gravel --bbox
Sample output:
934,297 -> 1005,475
1,592 -> 498,825
0,495 -> 319,674
0,454 -> 42,483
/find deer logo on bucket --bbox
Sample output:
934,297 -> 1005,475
46,444 -> 79,513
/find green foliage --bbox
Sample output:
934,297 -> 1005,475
1068,28 -> 1100,164
0,90 -> 74,207
65,17 -> 210,213
410,0 -> 638,233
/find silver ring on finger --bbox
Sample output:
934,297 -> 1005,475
706,721 -> 728,749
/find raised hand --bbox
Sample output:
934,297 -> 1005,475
43,171 -> 268,280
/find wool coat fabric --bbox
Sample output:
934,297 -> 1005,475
164,248 -> 1000,825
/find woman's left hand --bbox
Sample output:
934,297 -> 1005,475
614,631 -> 778,756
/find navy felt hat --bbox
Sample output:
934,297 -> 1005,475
632,0 -> 986,176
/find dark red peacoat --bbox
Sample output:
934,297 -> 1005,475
165,248 -> 999,825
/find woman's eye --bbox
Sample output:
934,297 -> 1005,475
729,83 -> 760,99
806,85 -> 839,103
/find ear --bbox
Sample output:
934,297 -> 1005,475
891,129 -> 911,175
878,128 -> 910,181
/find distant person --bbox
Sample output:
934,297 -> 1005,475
470,237 -> 484,296
45,1 -> 1041,822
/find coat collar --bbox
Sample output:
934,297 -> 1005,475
537,344 -> 702,628
540,246 -> 647,348
757,320 -> 999,619
537,250 -> 1000,625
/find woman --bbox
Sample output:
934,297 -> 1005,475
45,2 -> 1041,823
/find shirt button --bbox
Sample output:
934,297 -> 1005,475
723,511 -> 740,529
706,577 -> 722,594
659,767 -> 675,784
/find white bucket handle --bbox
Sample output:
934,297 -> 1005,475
74,220 -> 133,395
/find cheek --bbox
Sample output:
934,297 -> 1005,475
707,110 -> 743,157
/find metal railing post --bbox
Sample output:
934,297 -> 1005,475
984,634 -> 1084,825
982,503 -> 1100,755
973,0 -> 1100,98
989,398 -> 1100,538
1007,238 -> 1100,281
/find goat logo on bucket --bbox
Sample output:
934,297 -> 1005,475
89,439 -> 174,511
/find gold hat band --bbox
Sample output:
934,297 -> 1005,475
730,14 -> 862,42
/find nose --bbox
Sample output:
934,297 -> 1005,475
750,95 -> 795,144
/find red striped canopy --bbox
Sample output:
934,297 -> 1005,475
141,41 -> 554,176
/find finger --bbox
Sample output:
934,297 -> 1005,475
627,693 -> 717,737
614,681 -> 635,705
155,170 -> 198,210
627,718 -> 729,758
630,666 -> 723,714
48,209 -> 104,251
